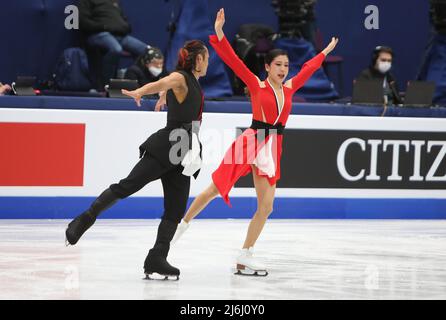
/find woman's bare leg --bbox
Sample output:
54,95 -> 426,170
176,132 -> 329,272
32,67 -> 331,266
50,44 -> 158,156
183,182 -> 220,223
242,166 -> 276,249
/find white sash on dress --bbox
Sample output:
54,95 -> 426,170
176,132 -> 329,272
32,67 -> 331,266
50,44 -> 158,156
253,79 -> 284,177
181,132 -> 202,176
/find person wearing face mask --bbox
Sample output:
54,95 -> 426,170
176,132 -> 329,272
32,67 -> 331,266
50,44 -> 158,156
125,46 -> 168,87
357,46 -> 403,105
79,0 -> 148,87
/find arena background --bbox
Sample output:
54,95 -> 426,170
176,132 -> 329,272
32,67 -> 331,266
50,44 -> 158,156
0,0 -> 430,97
1,105 -> 445,219
0,0 -> 444,220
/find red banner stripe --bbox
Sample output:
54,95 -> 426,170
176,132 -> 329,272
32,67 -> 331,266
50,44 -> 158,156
0,122 -> 85,186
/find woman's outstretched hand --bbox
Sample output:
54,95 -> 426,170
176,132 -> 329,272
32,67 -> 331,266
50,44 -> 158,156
122,89 -> 142,107
215,8 -> 225,41
322,37 -> 339,56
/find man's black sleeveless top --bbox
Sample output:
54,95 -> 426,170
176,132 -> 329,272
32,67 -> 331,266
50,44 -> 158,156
166,70 -> 203,124
139,70 -> 203,168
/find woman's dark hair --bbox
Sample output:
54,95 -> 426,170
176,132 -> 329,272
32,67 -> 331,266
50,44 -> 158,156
176,40 -> 207,72
244,48 -> 289,100
264,49 -> 288,65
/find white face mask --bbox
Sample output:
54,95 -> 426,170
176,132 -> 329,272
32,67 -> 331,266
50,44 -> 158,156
149,66 -> 162,77
377,61 -> 391,74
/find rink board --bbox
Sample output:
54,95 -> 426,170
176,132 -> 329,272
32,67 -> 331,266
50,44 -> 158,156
1,108 -> 446,219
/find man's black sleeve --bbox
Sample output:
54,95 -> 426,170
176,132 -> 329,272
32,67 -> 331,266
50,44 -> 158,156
356,68 -> 372,81
125,67 -> 143,87
78,0 -> 105,34
116,0 -> 132,35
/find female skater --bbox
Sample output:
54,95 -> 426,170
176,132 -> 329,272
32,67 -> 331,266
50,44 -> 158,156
65,40 -> 209,280
172,9 -> 338,276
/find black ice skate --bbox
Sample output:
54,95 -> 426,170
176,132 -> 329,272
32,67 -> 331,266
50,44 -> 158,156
65,188 -> 118,246
144,255 -> 180,281
65,211 -> 96,246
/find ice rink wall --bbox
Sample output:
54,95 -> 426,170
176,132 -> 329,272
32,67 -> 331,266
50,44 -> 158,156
1,108 -> 446,219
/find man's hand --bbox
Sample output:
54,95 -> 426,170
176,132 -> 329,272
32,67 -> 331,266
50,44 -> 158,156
0,83 -> 12,95
155,91 -> 167,111
122,89 -> 142,107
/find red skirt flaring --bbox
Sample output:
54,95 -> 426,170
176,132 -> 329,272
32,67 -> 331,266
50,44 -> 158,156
211,128 -> 283,206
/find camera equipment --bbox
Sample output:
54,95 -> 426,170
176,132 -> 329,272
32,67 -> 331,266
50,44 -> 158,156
271,0 -> 317,38
430,0 -> 446,34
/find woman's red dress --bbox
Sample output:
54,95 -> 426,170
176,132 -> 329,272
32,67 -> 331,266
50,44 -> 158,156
209,35 -> 325,206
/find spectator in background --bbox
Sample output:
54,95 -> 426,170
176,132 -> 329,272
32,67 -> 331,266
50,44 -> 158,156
125,47 -> 168,87
357,46 -> 403,105
78,0 -> 148,84
0,82 -> 12,96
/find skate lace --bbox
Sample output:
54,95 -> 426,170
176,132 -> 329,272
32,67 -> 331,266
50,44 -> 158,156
242,247 -> 254,257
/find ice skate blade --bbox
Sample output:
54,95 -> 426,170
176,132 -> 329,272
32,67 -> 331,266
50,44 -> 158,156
143,273 -> 179,281
64,230 -> 73,247
234,265 -> 268,277
234,270 -> 268,277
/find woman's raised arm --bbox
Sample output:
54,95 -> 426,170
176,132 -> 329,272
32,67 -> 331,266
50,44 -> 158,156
290,37 -> 339,92
209,8 -> 260,92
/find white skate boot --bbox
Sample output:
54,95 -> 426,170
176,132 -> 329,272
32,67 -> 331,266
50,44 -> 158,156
171,219 -> 190,245
234,247 -> 268,276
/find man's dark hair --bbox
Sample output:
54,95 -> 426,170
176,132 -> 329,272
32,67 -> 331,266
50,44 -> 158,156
371,46 -> 394,66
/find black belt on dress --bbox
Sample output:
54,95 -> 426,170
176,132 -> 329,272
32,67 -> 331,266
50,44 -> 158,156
250,120 -> 285,135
